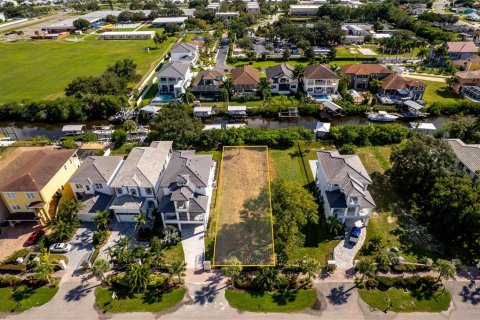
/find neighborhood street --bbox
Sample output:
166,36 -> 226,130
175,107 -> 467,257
216,35 -> 230,71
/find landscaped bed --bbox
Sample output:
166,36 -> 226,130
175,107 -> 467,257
95,287 -> 186,313
225,288 -> 317,312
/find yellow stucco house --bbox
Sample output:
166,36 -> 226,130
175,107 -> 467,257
0,147 -> 80,226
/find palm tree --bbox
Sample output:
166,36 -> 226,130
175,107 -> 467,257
162,228 -> 181,247
292,65 -> 305,89
355,258 -> 376,280
93,210 -> 111,231
326,216 -> 343,236
91,258 -> 110,281
183,86 -> 195,104
368,77 -> 382,94
125,263 -> 151,293
168,260 -> 187,283
447,75 -> 459,90
220,78 -> 234,105
222,257 -> 242,289
416,46 -> 429,61
258,78 -> 271,106
246,50 -> 256,62
299,258 -> 321,282
133,211 -> 149,234
35,253 -> 54,285
255,267 -> 279,292
58,198 -> 83,221
434,45 -> 449,65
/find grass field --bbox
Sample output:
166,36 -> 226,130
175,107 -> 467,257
213,146 -> 274,266
403,78 -> 461,106
0,282 -> 59,313
95,287 -> 186,313
0,35 -> 176,103
225,289 -> 317,312
358,288 -> 451,312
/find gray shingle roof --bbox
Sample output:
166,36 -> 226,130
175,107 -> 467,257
446,139 -> 480,173
109,194 -> 144,211
70,156 -> 123,185
159,150 -> 213,188
317,150 -> 375,208
157,62 -> 190,79
170,42 -> 197,54
264,64 -> 297,82
111,141 -> 173,188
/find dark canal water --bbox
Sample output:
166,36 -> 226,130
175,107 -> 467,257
0,115 -> 451,140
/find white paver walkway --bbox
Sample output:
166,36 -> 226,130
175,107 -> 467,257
181,225 -> 205,270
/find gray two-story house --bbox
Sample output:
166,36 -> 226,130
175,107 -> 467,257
157,150 -> 215,231
315,150 -> 375,226
265,64 -> 299,94
157,62 -> 193,98
109,141 -> 173,222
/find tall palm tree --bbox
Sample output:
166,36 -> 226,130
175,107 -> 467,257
91,258 -> 110,281
435,45 -> 449,65
133,211 -> 149,233
416,46 -> 430,61
183,86 -> 195,104
34,253 -> 54,285
58,198 -> 83,221
93,210 -> 111,231
258,78 -> 271,106
220,78 -> 234,105
446,75 -> 459,90
255,267 -> 279,292
356,258 -> 376,280
368,77 -> 382,94
168,260 -> 187,283
292,65 -> 305,89
299,258 -> 321,282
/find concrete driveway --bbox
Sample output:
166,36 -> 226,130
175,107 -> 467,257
316,282 -> 365,320
65,223 -> 95,272
216,35 -> 231,71
181,225 -> 205,270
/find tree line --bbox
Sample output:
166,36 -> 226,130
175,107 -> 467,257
0,59 -> 138,123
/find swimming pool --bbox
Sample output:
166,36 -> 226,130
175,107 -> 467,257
151,93 -> 176,104
312,94 -> 330,102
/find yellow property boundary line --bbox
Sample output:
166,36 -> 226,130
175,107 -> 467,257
212,145 -> 276,267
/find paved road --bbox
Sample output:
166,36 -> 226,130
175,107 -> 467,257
403,74 -> 447,83
216,35 -> 230,71
0,11 -> 72,38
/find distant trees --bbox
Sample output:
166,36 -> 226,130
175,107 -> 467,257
105,14 -> 118,24
73,19 -> 90,31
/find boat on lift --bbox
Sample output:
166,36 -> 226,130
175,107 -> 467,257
366,110 -> 399,122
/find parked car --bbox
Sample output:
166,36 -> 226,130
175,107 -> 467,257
24,228 -> 45,246
349,227 -> 362,245
49,243 -> 72,253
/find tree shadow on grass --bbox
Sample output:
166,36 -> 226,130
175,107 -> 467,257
326,285 -> 354,305
12,286 -> 37,302
272,289 -> 298,306
142,288 -> 167,304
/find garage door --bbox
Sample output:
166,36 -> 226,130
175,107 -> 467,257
116,213 -> 137,222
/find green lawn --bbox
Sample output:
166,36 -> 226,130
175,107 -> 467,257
163,242 -> 185,265
403,78 -> 461,106
225,289 -> 317,312
356,146 -> 393,174
230,59 -> 310,69
358,288 -> 451,312
0,36 -> 176,103
110,143 -> 137,156
95,287 -> 186,313
0,283 -> 59,313
270,141 -> 338,266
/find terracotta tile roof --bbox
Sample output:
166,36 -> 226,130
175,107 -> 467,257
304,64 -> 339,80
0,147 -> 77,192
193,69 -> 226,86
446,41 -> 478,53
341,63 -> 392,75
231,65 -> 260,85
381,74 -> 425,90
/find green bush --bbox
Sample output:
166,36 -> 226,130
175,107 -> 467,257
392,264 -> 407,272
61,139 -> 77,149
0,275 -> 22,287
0,264 -> 27,272
366,278 -> 379,289
339,143 -> 356,155
376,276 -> 397,290
0,249 -> 29,265
427,100 -> 480,116
330,124 -> 413,147
398,276 -> 422,290
93,229 -> 110,248
355,277 -> 366,289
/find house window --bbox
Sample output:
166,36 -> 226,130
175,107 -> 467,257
94,183 -> 103,189
160,77 -> 167,81
176,201 -> 186,209
130,189 -> 138,196
25,192 -> 35,199
85,185 -> 91,191
116,188 -> 123,195
349,197 -> 358,205
64,165 -> 67,170
145,188 -> 153,195
11,204 -> 21,211
6,192 -> 16,199
75,184 -> 82,189
290,85 -> 297,89
69,159 -> 72,164
168,77 -> 176,82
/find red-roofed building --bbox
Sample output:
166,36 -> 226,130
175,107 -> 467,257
341,63 -> 393,90
379,74 -> 426,101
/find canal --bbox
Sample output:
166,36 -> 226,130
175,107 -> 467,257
0,115 -> 451,141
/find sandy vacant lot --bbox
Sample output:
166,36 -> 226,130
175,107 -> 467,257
0,222 -> 37,261
214,147 -> 274,266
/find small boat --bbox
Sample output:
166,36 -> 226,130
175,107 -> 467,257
366,111 -> 399,122
92,125 -> 114,136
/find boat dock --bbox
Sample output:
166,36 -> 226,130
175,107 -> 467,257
278,107 -> 299,119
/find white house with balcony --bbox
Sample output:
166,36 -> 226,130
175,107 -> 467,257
157,150 -> 215,231
303,64 -> 340,96
157,62 -> 193,98
109,141 -> 173,222
315,150 -> 375,226
446,139 -> 480,179
170,42 -> 199,64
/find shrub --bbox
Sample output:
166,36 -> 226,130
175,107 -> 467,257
366,278 -> 379,289
92,229 -> 110,248
326,263 -> 337,273
0,264 -> 27,272
330,123 -> 412,147
376,276 -> 397,290
392,264 -> 407,272
355,277 -> 365,289
148,274 -> 168,289
1,249 -> 29,265
339,143 -> 356,155
420,275 -> 437,289
399,276 -> 421,290
0,275 -> 22,287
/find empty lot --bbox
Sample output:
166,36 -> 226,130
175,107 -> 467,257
213,147 -> 274,266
